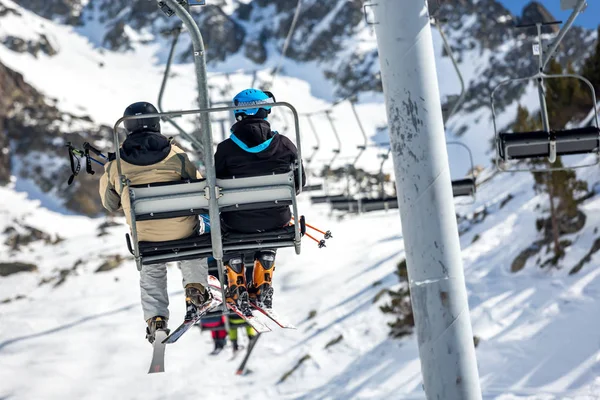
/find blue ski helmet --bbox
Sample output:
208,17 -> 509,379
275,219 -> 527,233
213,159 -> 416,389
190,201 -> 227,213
232,88 -> 276,121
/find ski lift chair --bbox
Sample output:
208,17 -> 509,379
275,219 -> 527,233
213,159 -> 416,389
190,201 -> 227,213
490,5 -> 600,172
493,73 -> 600,169
114,106 -> 304,272
309,110 -> 343,204
328,100 -> 369,214
356,148 -> 399,213
360,197 -> 399,212
309,148 -> 342,204
447,141 -> 477,200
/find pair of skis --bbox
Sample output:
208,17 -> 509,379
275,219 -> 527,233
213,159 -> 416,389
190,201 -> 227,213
148,284 -> 223,374
148,275 -> 294,374
207,275 -> 296,333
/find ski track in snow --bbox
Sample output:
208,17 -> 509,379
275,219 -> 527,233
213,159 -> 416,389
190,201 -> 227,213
1,1 -> 600,399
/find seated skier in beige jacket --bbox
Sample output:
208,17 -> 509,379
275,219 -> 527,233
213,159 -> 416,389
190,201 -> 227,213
99,101 -> 211,344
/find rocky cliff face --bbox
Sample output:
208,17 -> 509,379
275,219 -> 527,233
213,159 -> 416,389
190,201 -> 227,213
10,0 -> 597,102
0,59 -> 110,215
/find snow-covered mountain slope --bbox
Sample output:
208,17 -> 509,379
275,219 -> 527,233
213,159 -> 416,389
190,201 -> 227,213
3,0 -> 581,184
2,163 -> 600,399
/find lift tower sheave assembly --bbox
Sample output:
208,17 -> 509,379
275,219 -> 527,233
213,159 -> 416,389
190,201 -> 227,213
370,1 -> 482,399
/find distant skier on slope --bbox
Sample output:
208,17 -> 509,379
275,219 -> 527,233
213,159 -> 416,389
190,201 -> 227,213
229,314 -> 257,355
214,88 -> 306,315
199,313 -> 228,355
99,101 -> 213,343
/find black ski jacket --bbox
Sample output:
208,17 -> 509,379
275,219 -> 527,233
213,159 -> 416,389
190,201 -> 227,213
215,118 -> 306,233
120,131 -> 172,166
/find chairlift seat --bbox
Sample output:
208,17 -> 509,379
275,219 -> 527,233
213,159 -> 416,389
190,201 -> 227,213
309,194 -> 348,204
498,127 -> 600,161
130,223 -> 299,266
360,197 -> 399,213
329,197 -> 361,212
452,178 -> 476,198
303,184 -> 324,192
127,171 -> 302,266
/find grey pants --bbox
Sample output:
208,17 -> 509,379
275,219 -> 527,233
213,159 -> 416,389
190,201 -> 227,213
139,258 -> 209,321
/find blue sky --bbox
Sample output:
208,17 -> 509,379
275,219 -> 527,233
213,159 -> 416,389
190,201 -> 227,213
499,1 -> 599,29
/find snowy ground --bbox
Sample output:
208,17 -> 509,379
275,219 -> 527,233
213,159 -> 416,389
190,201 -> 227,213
2,163 -> 600,399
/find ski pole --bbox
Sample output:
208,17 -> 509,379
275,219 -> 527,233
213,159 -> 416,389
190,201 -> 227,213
305,223 -> 332,239
305,232 -> 326,248
88,157 -> 105,166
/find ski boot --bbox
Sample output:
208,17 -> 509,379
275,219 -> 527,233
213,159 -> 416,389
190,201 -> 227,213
184,283 -> 213,321
225,257 -> 253,317
146,316 -> 169,344
252,250 -> 276,309
210,337 -> 226,355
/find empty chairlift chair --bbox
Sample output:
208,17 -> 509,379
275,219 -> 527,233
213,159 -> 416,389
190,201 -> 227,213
490,7 -> 600,171
357,147 -> 399,213
309,110 -> 342,204
447,141 -> 477,200
329,99 -> 369,213
498,127 -> 600,162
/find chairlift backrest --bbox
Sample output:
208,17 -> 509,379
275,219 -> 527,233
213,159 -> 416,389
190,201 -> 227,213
130,172 -> 296,218
217,172 -> 296,209
131,180 -> 208,217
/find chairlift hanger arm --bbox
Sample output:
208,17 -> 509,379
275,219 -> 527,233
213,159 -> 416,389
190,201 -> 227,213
271,0 -> 303,86
379,147 -> 391,174
446,141 -> 476,182
349,100 -> 368,166
324,110 -> 342,167
157,24 -> 204,152
433,19 -> 466,124
542,0 -> 587,70
304,114 -> 320,165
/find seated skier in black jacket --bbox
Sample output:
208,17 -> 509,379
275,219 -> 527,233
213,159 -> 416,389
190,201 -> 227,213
214,88 -> 305,314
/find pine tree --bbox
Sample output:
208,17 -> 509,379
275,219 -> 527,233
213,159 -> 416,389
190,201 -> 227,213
545,60 -> 591,128
380,259 -> 414,338
513,101 -> 588,261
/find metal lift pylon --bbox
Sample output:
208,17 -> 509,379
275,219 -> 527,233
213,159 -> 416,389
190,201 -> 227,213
369,0 -> 482,397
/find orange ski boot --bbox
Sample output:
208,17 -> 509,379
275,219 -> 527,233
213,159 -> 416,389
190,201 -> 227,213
251,250 -> 276,309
